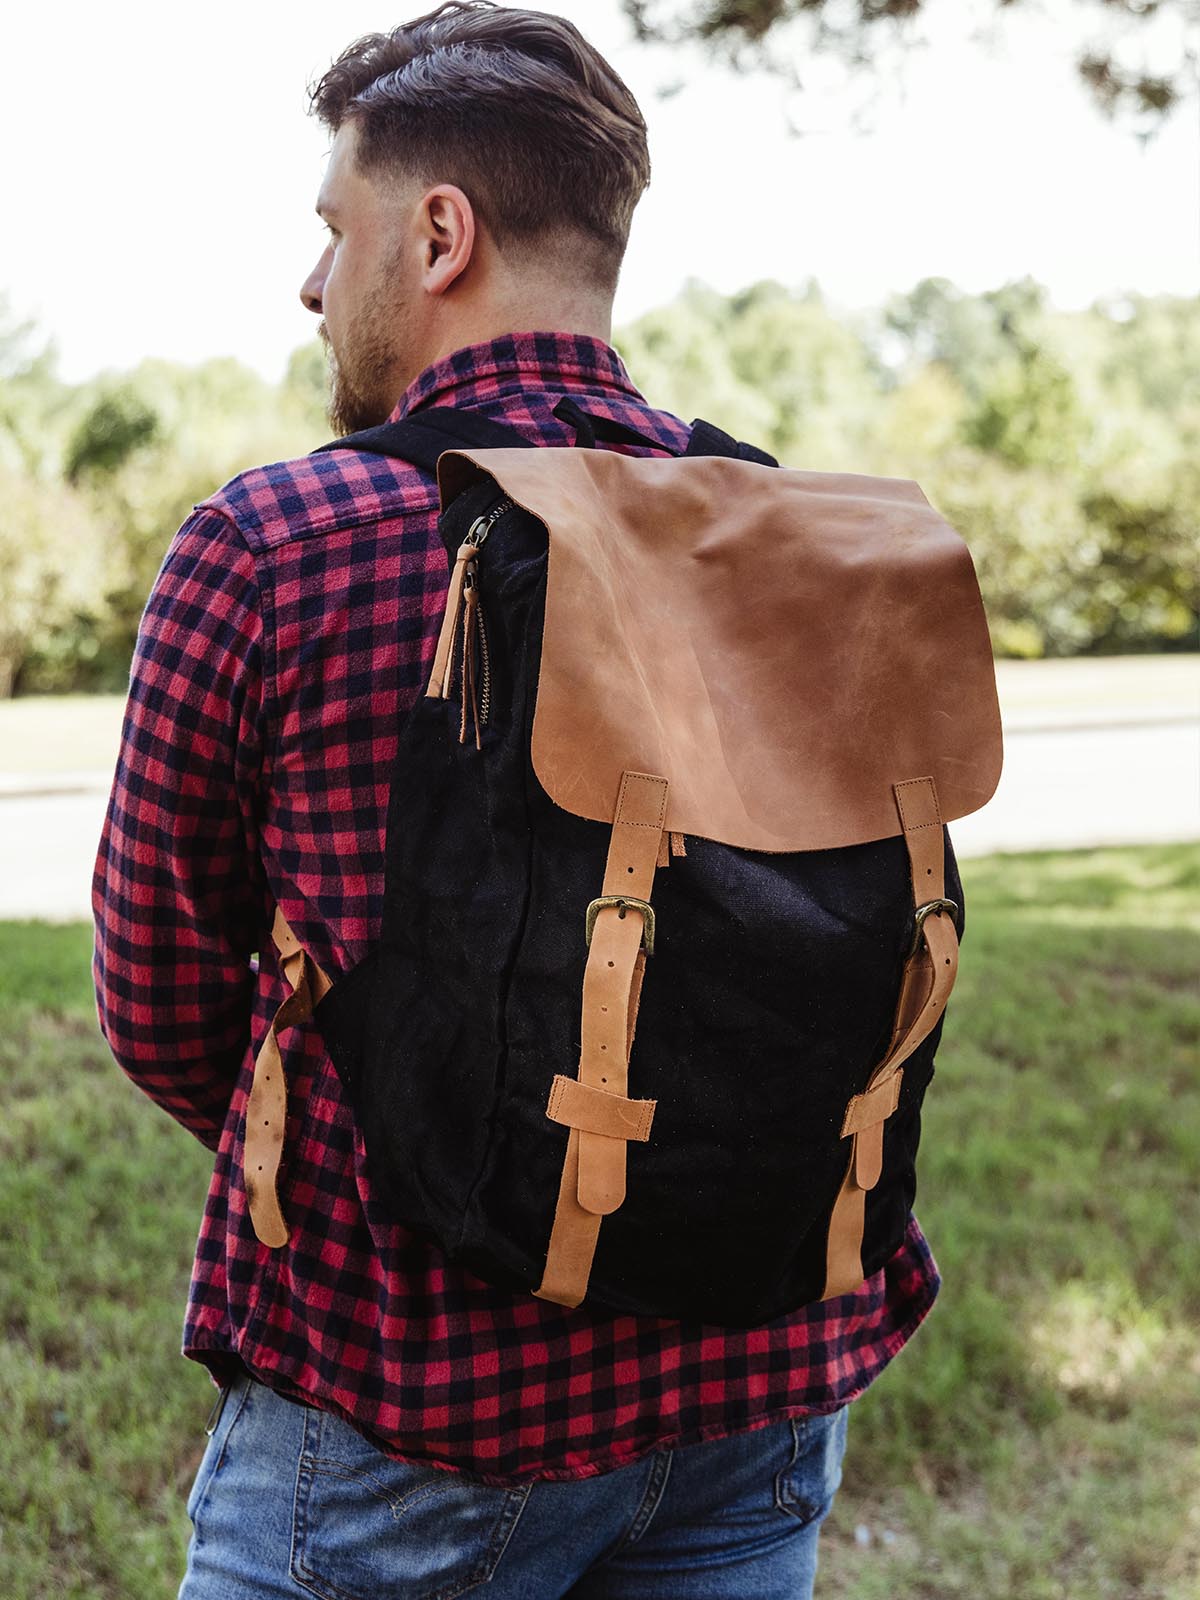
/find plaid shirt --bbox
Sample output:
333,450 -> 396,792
92,331 -> 940,1485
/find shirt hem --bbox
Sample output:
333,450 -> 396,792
181,1258 -> 940,1487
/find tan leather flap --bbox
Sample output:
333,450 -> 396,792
438,448 -> 1003,852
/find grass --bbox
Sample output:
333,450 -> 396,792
1,844 -> 1197,1598
820,843 -> 1200,1600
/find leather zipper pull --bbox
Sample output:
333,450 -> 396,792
427,542 -> 477,701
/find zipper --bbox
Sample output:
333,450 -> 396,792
461,497 -> 512,728
466,496 -> 513,551
476,600 -> 493,726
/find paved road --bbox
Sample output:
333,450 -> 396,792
1,717 -> 1196,923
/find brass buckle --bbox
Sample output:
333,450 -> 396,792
585,896 -> 656,956
908,898 -> 958,959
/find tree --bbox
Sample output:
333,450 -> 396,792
0,294 -> 68,477
623,0 -> 1200,132
619,275 -> 1198,657
0,471 -> 103,698
65,386 -> 160,483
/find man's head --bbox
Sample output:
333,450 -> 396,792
300,2 -> 651,434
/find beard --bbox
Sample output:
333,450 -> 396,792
318,283 -> 406,437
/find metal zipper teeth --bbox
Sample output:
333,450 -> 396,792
466,497 -> 514,549
464,498 -> 513,723
476,604 -> 492,725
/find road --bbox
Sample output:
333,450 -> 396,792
1,715 -> 1196,922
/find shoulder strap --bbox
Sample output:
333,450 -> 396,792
685,418 -> 779,467
318,400 -> 778,472
552,397 -> 679,454
314,406 -> 535,475
551,397 -> 779,467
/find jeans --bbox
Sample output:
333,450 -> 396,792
178,1368 -> 849,1599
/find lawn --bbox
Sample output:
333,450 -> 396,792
1,843 -> 1197,1599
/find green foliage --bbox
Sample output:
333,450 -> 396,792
3,844 -> 1198,1596
0,343 -> 329,695
0,279 -> 1196,693
0,921 -> 214,1600
0,294 -> 71,478
623,1 -> 1197,129
0,470 -> 106,697
65,386 -> 160,483
616,276 -> 1200,659
819,843 -> 1200,1598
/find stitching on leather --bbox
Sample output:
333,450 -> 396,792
616,772 -> 669,831
894,776 -> 942,832
546,1075 -> 568,1121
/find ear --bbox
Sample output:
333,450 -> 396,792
418,184 -> 477,296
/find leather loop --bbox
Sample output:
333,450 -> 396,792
244,907 -> 333,1250
840,1071 -> 903,1137
545,1074 -> 656,1142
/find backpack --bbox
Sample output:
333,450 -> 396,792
242,400 -> 1003,1327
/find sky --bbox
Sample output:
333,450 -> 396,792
2,0 -> 1197,383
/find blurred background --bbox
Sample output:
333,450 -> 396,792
1,2 -> 1197,1597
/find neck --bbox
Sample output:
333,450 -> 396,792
418,281 -> 615,376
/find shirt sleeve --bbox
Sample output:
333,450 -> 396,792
92,505 -> 269,1152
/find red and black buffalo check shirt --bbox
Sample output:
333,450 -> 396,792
92,331 -> 940,1484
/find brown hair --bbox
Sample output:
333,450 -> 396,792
310,2 -> 651,291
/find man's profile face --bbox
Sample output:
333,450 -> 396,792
300,122 -> 418,435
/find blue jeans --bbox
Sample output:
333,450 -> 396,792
179,1369 -> 849,1599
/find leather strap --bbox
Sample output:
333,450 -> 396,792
821,776 -> 960,1299
546,1074 -> 656,1141
245,907 -> 333,1249
314,406 -> 535,473
426,542 -> 478,702
533,772 -> 669,1308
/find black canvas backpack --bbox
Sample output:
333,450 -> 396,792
243,401 -> 1003,1327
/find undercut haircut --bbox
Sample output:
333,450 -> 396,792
310,2 -> 651,292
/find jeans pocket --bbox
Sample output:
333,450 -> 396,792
290,1406 -> 532,1600
773,1405 -> 850,1527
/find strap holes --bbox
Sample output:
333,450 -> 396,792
264,1120 -> 270,1125
257,1165 -> 263,1171
945,957 -> 951,965
627,866 -> 634,874
601,1006 -> 608,1013
601,1044 -> 607,1051
601,1077 -> 607,1084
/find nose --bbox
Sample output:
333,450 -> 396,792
300,248 -> 330,315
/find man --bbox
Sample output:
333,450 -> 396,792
92,6 -> 941,1596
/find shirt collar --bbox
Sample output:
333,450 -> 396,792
391,330 -> 643,421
